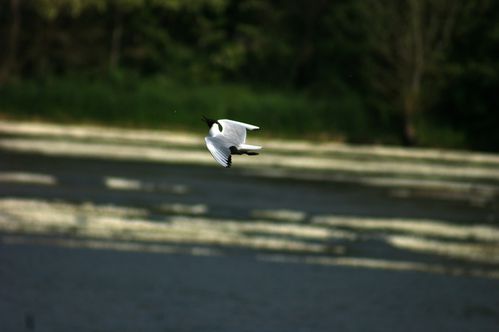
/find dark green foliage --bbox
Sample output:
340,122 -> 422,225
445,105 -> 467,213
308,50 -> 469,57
0,0 -> 497,151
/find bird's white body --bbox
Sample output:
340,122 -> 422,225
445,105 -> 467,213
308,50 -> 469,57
204,118 -> 261,168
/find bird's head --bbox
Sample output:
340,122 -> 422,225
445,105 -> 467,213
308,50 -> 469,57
202,115 -> 221,131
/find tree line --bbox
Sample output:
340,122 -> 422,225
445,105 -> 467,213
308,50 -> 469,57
1,0 -> 498,151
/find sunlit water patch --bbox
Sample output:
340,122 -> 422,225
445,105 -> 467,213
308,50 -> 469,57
0,198 -> 344,254
0,172 -> 57,186
2,198 -> 499,279
104,176 -> 188,194
313,215 -> 499,242
251,209 -> 307,222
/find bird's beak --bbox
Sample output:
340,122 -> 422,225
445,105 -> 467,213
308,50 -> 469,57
202,115 -> 216,128
201,115 -> 210,125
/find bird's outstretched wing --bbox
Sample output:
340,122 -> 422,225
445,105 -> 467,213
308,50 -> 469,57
205,136 -> 232,168
220,119 -> 260,131
218,119 -> 259,146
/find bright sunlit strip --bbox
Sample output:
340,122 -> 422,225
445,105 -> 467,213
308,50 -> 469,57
0,121 -> 199,146
257,254 -> 499,279
0,198 -> 337,253
251,209 -> 307,222
2,138 -> 499,181
2,120 -> 499,165
0,172 -> 57,185
105,177 -> 143,190
0,198 -> 148,219
158,203 -> 208,215
104,176 -> 189,194
1,235 -> 221,257
313,215 -> 499,242
2,197 -> 499,279
3,234 -> 498,279
386,235 -> 499,264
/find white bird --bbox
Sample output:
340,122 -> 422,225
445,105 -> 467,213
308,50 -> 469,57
203,116 -> 262,168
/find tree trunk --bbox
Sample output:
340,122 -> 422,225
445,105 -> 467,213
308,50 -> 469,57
0,0 -> 20,85
402,92 -> 418,146
401,0 -> 423,147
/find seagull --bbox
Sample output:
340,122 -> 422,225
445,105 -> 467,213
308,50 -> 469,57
203,116 -> 262,168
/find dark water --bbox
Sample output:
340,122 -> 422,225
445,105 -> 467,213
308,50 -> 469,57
1,151 -> 498,332
2,244 -> 499,332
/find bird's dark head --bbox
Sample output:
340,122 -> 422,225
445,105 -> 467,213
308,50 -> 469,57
202,115 -> 215,127
202,115 -> 221,130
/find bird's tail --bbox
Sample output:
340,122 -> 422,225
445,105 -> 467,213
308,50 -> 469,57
236,143 -> 261,156
238,144 -> 262,150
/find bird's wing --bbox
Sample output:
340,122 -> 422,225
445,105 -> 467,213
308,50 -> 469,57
219,119 -> 259,131
205,136 -> 232,168
218,119 -> 259,145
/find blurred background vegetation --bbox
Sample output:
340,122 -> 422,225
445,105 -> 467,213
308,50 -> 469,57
0,0 -> 498,151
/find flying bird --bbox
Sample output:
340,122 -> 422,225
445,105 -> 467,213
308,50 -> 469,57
203,116 -> 261,168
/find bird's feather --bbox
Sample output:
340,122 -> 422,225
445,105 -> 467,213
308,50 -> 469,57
217,120 -> 248,146
205,118 -> 260,167
219,119 -> 260,131
205,136 -> 232,168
